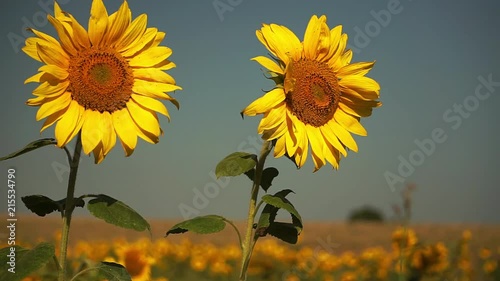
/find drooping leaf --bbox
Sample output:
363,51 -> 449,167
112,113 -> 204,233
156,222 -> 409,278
0,243 -> 55,281
215,152 -> 257,179
244,167 -> 279,192
255,189 -> 303,244
0,138 -> 57,161
22,195 -> 85,217
266,222 -> 300,244
261,189 -> 301,220
166,215 -> 226,236
87,194 -> 151,235
95,262 -> 132,281
22,195 -> 60,216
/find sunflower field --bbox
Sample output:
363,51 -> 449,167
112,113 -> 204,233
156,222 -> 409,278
7,227 -> 500,281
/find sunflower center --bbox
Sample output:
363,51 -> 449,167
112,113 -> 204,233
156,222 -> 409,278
284,59 -> 340,127
68,48 -> 134,113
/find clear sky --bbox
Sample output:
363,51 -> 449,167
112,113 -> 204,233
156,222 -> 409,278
0,0 -> 499,223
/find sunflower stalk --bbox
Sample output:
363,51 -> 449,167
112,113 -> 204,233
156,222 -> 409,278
239,140 -> 273,281
58,134 -> 83,281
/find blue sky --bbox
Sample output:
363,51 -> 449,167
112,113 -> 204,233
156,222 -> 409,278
0,0 -> 499,223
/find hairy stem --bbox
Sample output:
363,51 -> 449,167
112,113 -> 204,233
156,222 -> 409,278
58,134 -> 82,281
239,140 -> 272,281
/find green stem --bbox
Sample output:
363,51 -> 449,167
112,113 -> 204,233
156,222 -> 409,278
58,134 -> 82,281
238,140 -> 272,281
223,218 -> 243,250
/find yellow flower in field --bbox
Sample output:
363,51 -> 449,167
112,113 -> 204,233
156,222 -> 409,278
242,15 -> 381,171
479,247 -> 492,260
483,260 -> 498,274
391,227 -> 418,253
109,242 -> 155,281
23,0 -> 181,163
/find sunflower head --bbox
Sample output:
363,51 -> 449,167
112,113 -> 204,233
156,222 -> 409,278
242,15 -> 381,171
23,0 -> 181,164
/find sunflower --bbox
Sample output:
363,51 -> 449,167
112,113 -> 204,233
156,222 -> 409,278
242,15 -> 381,171
23,0 -> 181,163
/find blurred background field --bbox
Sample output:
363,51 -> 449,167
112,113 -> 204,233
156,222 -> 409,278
7,214 -> 500,281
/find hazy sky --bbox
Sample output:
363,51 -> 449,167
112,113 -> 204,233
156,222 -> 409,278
0,0 -> 499,224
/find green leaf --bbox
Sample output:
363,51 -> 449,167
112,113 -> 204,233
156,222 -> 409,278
215,152 -> 257,179
166,215 -> 227,236
95,262 -> 132,281
22,195 -> 85,217
0,243 -> 55,281
255,189 -> 303,244
245,167 -> 279,192
0,138 -> 57,161
261,190 -> 301,220
87,194 -> 151,235
266,222 -> 300,244
22,195 -> 60,217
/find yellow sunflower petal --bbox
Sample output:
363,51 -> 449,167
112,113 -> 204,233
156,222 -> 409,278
35,93 -> 71,121
127,99 -> 161,137
320,125 -> 347,157
262,119 -> 288,140
133,79 -> 181,99
339,76 -> 380,100
328,33 -> 348,70
88,0 -> 108,47
152,31 -> 166,48
251,56 -> 284,74
133,68 -> 176,84
105,0 -> 131,47
121,27 -> 157,58
81,110 -> 103,154
303,15 -> 329,61
131,94 -> 171,120
129,46 -> 172,67
116,14 -> 148,52
40,109 -> 65,133
274,135 -> 286,157
334,110 -> 367,136
306,125 -> 326,171
322,25 -> 342,63
67,13 -> 91,49
38,65 -> 69,80
55,100 -> 84,147
258,24 -> 301,64
36,43 -> 69,68
32,80 -> 69,98
100,111 -> 117,156
329,120 -> 358,152
112,108 -> 138,156
48,15 -> 77,56
92,142 -> 106,164
323,142 -> 340,169
242,88 -> 285,116
338,61 -> 375,77
258,104 -> 286,133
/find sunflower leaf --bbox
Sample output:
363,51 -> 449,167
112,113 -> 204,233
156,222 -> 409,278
215,152 -> 257,179
0,138 -> 57,161
244,167 -> 279,192
255,189 -> 303,244
22,195 -> 61,217
87,194 -> 151,236
166,215 -> 226,236
95,262 -> 132,281
0,243 -> 55,281
266,222 -> 300,244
